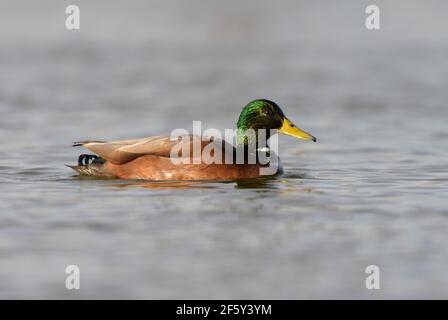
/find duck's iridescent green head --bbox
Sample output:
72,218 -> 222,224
237,99 -> 316,144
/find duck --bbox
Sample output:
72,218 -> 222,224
68,99 -> 316,180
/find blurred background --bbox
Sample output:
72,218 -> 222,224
0,0 -> 447,298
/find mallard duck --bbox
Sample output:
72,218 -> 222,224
68,99 -> 316,180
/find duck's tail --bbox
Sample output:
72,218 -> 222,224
65,164 -> 110,177
66,154 -> 115,177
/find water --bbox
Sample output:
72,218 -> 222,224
0,0 -> 447,298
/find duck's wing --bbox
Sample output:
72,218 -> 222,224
74,135 -> 217,165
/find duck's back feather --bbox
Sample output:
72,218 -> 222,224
73,135 -> 225,165
70,135 -> 276,180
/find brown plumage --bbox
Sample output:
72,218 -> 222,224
69,135 -> 264,180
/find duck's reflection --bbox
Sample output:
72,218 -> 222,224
102,176 -> 280,190
107,180 -> 218,189
234,176 -> 280,189
74,173 -> 315,193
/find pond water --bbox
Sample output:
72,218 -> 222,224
0,0 -> 447,298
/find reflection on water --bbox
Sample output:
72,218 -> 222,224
108,180 -> 220,190
102,176 -> 286,190
234,177 -> 279,189
87,175 -> 314,192
1,0 -> 448,299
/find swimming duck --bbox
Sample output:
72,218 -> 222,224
69,99 -> 316,180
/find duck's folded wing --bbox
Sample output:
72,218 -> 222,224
75,135 -> 208,165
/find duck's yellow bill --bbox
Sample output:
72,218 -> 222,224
279,118 -> 316,142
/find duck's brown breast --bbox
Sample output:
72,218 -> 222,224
105,155 -> 264,181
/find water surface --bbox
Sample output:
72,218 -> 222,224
0,0 -> 447,298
